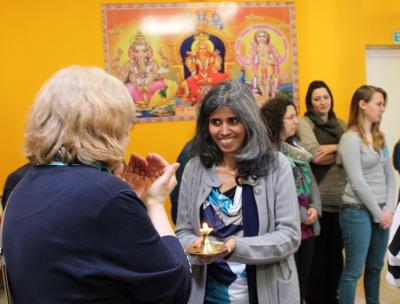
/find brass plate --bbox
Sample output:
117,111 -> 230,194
186,242 -> 227,257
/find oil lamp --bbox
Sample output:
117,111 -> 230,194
187,222 -> 225,256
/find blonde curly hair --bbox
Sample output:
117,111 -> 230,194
25,66 -> 135,170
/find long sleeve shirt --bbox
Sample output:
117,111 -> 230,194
297,117 -> 346,212
3,164 -> 191,303
338,131 -> 396,222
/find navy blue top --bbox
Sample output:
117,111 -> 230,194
3,164 -> 191,303
394,142 -> 400,173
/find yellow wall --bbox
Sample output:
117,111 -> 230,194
1,0 -> 399,195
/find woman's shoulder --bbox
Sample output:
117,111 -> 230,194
182,156 -> 208,178
342,130 -> 359,139
276,151 -> 291,164
299,116 -> 314,127
339,130 -> 361,146
268,151 -> 292,175
73,166 -> 132,198
185,156 -> 202,170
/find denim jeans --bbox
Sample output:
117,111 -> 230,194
338,207 -> 389,304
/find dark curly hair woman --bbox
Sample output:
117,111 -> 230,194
261,97 -> 321,303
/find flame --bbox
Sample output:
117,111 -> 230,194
202,222 -> 209,230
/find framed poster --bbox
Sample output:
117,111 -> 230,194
103,2 -> 298,123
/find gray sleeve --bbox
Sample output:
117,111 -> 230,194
339,133 -> 383,220
175,160 -> 203,265
308,167 -> 322,215
383,146 -> 396,213
297,118 -> 319,156
229,155 -> 301,264
300,166 -> 321,223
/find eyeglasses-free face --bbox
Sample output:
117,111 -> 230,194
311,87 -> 332,116
208,106 -> 246,157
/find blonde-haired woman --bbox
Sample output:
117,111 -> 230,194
2,66 -> 191,303
338,85 -> 396,304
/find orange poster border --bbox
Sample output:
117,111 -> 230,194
102,2 -> 298,123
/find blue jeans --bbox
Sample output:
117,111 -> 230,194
338,208 -> 389,304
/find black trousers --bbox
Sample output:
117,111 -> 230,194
306,211 -> 343,304
295,236 -> 315,302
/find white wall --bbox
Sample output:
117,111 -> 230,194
366,47 -> 400,200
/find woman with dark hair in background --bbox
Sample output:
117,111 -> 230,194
176,80 -> 301,304
338,85 -> 395,304
297,80 -> 346,304
261,98 -> 321,303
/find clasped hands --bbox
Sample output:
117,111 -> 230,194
115,153 -> 179,206
313,145 -> 337,164
380,210 -> 393,229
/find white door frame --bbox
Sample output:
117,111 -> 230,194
366,46 -> 400,199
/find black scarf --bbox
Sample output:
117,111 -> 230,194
305,111 -> 344,183
201,185 -> 259,303
242,184 -> 259,304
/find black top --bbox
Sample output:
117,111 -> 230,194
170,140 -> 193,224
3,164 -> 191,303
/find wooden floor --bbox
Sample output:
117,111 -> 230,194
0,264 -> 398,303
354,262 -> 400,304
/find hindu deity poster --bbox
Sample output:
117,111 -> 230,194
102,2 -> 298,123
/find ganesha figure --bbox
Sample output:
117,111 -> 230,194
113,32 -> 171,108
181,32 -> 227,104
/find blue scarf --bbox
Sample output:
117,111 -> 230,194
201,184 -> 259,304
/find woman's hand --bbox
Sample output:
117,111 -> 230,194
313,144 -> 337,164
304,207 -> 318,225
145,153 -> 169,180
315,144 -> 337,158
380,211 -> 393,229
122,153 -> 176,203
145,161 -> 180,208
192,237 -> 236,264
122,154 -> 153,201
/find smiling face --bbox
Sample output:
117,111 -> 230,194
208,106 -> 246,158
311,87 -> 332,117
360,91 -> 386,123
279,105 -> 298,141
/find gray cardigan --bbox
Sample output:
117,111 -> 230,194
338,131 -> 396,222
176,153 -> 301,304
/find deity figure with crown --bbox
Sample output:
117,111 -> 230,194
180,31 -> 228,104
250,29 -> 280,100
113,32 -> 177,110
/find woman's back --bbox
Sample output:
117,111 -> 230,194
4,165 -> 191,303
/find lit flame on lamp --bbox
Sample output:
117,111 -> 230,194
187,222 -> 224,256
199,222 -> 213,236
